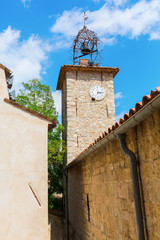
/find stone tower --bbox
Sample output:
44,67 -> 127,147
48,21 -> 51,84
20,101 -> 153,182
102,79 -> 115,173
57,62 -> 119,164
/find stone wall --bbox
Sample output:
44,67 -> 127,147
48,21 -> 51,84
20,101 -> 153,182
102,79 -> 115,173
62,70 -> 116,163
67,110 -> 160,239
48,210 -> 65,240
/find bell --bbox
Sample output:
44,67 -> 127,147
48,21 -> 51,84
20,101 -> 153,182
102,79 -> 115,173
81,42 -> 91,55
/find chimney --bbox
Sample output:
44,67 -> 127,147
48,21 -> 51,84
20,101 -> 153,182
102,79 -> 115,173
79,59 -> 89,66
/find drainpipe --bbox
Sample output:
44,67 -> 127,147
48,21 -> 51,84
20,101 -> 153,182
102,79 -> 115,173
117,134 -> 145,240
64,169 -> 69,240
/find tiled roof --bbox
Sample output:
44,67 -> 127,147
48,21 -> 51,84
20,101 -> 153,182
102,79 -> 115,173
91,86 -> 160,144
57,65 -> 119,90
103,86 -> 158,131
68,86 -> 160,166
4,98 -> 57,130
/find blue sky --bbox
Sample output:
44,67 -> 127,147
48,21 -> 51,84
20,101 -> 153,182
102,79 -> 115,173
0,0 -> 160,121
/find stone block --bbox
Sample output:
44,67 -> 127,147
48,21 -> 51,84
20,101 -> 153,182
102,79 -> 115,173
118,181 -> 129,199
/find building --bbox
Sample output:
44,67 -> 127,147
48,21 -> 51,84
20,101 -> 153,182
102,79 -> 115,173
57,23 -> 160,239
57,57 -> 160,240
57,63 -> 119,164
61,75 -> 160,239
0,64 -> 57,240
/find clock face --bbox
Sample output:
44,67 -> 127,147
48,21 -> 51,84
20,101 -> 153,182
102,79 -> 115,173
90,85 -> 105,100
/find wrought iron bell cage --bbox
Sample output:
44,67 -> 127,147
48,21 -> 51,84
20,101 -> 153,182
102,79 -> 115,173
72,25 -> 100,66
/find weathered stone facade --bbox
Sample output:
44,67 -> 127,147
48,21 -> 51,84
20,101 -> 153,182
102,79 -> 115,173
60,66 -> 118,163
48,210 -> 65,240
67,110 -> 160,239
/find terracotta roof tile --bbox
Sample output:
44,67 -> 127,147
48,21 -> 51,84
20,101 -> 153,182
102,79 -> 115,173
135,102 -> 143,112
129,108 -> 136,116
115,122 -> 119,128
70,86 -> 160,164
119,118 -> 125,124
108,127 -> 112,134
124,113 -> 130,121
142,94 -> 152,105
156,86 -> 160,92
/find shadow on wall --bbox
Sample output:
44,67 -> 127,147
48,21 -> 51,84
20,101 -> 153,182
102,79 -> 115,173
67,111 -> 160,239
67,137 -> 137,240
48,209 -> 65,240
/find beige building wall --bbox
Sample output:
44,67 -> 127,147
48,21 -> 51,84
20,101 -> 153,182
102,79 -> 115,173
67,110 -> 160,240
61,67 -> 118,163
0,66 -> 49,240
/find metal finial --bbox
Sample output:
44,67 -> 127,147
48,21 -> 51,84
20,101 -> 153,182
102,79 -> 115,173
83,12 -> 88,27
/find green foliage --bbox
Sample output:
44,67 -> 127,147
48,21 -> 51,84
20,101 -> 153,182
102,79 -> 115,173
48,124 -> 66,209
48,195 -> 63,210
16,79 -> 65,210
16,79 -> 58,120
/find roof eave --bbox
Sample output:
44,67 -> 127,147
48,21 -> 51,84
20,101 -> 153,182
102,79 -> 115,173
56,65 -> 119,90
0,64 -> 11,80
4,98 -> 57,129
48,123 -> 57,131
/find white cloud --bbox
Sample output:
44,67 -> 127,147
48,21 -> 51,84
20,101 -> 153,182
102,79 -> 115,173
115,101 -> 120,107
51,8 -> 83,38
21,0 -> 31,8
115,92 -> 123,108
54,37 -> 72,50
107,0 -> 128,6
52,91 -> 61,115
94,0 -> 100,2
51,0 -> 160,46
93,0 -> 127,5
149,31 -> 160,40
115,92 -> 123,99
0,26 -> 51,91
101,36 -> 117,45
116,111 -> 125,121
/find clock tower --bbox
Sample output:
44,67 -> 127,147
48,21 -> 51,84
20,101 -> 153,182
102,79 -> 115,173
57,63 -> 119,164
57,22 -> 119,164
